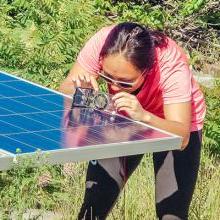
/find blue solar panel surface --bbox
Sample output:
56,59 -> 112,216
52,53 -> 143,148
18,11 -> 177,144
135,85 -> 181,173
0,71 -> 181,170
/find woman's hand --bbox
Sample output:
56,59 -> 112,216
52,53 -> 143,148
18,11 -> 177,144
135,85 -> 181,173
71,69 -> 99,91
112,92 -> 151,122
59,62 -> 99,95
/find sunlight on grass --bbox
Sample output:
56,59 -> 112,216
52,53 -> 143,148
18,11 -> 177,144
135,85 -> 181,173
1,151 -> 219,219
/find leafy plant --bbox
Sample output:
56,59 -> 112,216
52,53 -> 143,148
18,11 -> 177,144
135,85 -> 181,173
0,0 -> 108,88
94,0 -> 166,29
93,0 -> 220,71
0,151 -> 86,218
202,80 -> 220,156
180,0 -> 206,17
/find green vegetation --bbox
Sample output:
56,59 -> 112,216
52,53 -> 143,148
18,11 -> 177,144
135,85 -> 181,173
1,0 -> 219,85
0,0 -> 219,219
202,81 -> 220,156
0,0 -> 109,88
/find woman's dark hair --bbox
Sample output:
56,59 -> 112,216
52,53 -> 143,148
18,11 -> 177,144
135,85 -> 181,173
100,22 -> 168,72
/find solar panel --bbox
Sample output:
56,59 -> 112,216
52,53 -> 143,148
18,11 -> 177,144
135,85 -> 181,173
0,71 -> 182,170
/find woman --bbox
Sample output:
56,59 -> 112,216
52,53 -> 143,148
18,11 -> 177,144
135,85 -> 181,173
59,22 -> 206,220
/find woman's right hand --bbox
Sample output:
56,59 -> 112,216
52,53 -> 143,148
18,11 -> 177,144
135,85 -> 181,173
59,62 -> 99,95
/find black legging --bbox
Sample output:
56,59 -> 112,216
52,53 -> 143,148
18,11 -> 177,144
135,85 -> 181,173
78,130 -> 202,220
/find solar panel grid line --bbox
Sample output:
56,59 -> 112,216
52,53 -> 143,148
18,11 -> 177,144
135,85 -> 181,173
0,97 -> 62,116
8,129 -> 96,152
1,118 -> 170,154
0,100 -> 136,133
0,113 -> 63,138
0,71 -> 182,171
0,104 -> 34,115
0,73 -> 70,116
0,104 -> 137,142
0,113 -> 138,153
0,93 -> 62,100
7,133 -> 61,151
0,118 -> 27,133
96,100 -> 182,139
1,120 -> 146,144
0,109 -> 66,117
102,106 -> 181,138
0,82 -> 68,109
0,118 -> 60,142
0,89 -> 72,126
1,113 -> 60,129
0,72 -> 145,129
0,105 -> 61,131
0,94 -> 65,114
0,72 -> 66,156
3,132 -> 61,150
1,128 -> 63,136
1,135 -> 40,151
1,96 -> 165,141
3,124 -> 96,148
0,72 -> 174,138
65,110 -> 174,144
0,112 -> 66,132
0,80 -> 19,83
0,119 -> 64,150
0,119 -> 62,146
67,120 -> 135,128
0,71 -> 72,99
65,124 -> 136,145
69,107 -> 130,123
0,108 -> 59,130
0,82 -> 49,97
0,129 -> 61,143
0,97 -> 64,122
1,80 -> 52,94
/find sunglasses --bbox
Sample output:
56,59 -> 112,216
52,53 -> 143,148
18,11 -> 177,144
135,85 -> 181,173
98,71 -> 145,89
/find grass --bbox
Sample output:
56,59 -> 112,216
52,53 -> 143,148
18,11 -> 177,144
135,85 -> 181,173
1,149 -> 220,219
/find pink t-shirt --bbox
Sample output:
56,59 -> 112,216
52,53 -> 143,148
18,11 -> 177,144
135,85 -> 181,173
77,26 -> 206,131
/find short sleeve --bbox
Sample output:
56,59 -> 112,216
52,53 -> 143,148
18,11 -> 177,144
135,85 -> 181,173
77,26 -> 114,75
159,39 -> 192,104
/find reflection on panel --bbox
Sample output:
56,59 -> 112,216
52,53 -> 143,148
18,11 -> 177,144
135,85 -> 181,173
0,71 -> 172,156
62,107 -> 170,149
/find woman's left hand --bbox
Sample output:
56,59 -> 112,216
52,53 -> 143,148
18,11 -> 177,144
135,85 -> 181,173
112,92 -> 149,121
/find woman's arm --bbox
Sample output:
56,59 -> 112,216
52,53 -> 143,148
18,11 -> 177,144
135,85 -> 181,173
143,102 -> 191,148
112,92 -> 191,149
59,26 -> 112,95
